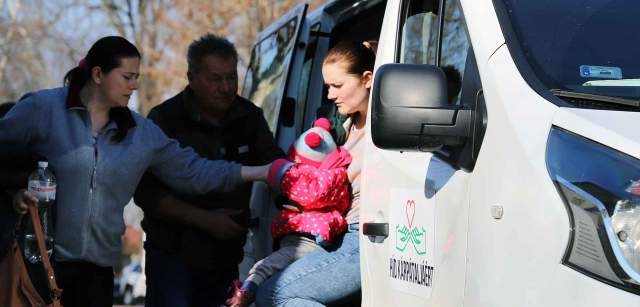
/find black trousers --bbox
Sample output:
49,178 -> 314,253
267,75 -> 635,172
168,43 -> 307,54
54,261 -> 114,307
144,244 -> 237,307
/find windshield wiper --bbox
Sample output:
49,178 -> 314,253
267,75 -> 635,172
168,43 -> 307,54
550,89 -> 640,108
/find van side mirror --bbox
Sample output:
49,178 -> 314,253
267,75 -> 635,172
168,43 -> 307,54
371,64 -> 471,152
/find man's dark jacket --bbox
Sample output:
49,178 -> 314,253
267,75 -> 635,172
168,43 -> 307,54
134,87 -> 283,271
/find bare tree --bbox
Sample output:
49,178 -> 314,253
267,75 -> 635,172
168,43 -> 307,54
1,0 -> 324,112
0,0 -> 78,102
99,0 -> 173,114
97,0 -> 326,115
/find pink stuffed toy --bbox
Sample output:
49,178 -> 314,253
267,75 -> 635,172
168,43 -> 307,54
267,117 -> 352,245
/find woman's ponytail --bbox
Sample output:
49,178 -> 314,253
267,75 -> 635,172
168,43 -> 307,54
63,59 -> 92,96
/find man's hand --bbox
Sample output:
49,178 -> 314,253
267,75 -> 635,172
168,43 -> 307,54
13,189 -> 37,215
200,208 -> 248,240
152,194 -> 249,241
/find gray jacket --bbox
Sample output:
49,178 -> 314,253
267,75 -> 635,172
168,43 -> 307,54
0,87 -> 243,267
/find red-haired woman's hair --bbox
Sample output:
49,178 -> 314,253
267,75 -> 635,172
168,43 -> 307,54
323,40 -> 377,77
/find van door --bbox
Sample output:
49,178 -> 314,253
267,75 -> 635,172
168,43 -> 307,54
242,3 -> 308,136
361,0 -> 484,305
240,3 -> 308,277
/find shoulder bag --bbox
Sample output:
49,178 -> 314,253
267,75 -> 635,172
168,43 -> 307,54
0,205 -> 63,307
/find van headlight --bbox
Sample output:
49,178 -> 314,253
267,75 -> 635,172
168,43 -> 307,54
547,127 -> 640,295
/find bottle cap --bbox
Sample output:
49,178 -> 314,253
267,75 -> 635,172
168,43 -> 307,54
38,161 -> 48,168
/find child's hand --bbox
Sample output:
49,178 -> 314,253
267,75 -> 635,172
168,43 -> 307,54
282,203 -> 302,212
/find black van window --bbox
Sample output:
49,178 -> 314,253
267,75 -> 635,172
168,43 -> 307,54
440,0 -> 469,104
401,0 -> 469,103
400,0 -> 439,64
501,0 -> 640,103
243,18 -> 299,132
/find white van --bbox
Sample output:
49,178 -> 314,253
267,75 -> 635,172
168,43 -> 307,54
242,0 -> 640,306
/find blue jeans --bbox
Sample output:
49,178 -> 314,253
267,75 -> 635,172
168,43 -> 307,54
144,244 -> 237,307
256,224 -> 361,307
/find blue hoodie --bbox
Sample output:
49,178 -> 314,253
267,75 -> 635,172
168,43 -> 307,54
0,87 -> 243,267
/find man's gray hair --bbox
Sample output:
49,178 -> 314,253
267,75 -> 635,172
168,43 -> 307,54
187,33 -> 238,72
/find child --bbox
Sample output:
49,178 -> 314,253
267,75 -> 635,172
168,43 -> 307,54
226,118 -> 352,307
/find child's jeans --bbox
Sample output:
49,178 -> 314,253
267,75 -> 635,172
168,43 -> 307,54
246,234 -> 320,287
256,224 -> 360,307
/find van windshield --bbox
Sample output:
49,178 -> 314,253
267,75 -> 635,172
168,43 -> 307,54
502,0 -> 640,106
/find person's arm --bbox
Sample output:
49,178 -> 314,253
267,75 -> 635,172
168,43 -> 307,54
1,94 -> 46,214
1,163 -> 33,212
241,164 -> 270,182
134,176 -> 246,240
143,116 -> 269,195
0,93 -> 46,155
133,109 -> 248,239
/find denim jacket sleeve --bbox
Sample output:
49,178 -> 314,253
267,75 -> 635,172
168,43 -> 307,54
145,118 -> 244,195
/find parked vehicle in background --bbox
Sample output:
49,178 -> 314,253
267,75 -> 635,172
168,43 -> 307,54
244,0 -> 640,305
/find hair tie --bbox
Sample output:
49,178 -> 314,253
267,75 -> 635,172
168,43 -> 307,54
362,40 -> 378,56
78,58 -> 87,70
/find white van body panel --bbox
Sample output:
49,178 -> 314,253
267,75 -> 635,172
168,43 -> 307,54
464,44 -> 567,307
360,145 -> 471,306
460,0 -> 505,71
373,0 -> 400,70
465,44 -> 640,307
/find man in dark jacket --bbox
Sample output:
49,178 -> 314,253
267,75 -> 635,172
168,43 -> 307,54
134,34 -> 283,307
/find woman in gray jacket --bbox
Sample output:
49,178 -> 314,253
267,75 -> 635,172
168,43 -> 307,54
1,36 -> 269,307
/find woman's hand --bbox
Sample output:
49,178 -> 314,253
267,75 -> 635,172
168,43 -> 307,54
240,163 -> 271,182
13,189 -> 38,215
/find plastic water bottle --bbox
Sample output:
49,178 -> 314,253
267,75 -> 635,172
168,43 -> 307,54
22,161 -> 56,263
